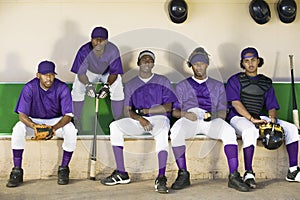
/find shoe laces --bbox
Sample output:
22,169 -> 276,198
156,175 -> 167,186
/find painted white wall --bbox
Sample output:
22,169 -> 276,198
0,0 -> 299,83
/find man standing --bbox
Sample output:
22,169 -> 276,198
7,61 -> 77,187
170,47 -> 249,192
226,47 -> 300,189
71,26 -> 124,128
101,50 -> 177,193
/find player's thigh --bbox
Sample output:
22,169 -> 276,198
200,118 -> 236,142
170,117 -> 199,139
277,119 -> 299,144
111,118 -> 144,136
230,116 -> 254,136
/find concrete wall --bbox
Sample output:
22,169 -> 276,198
0,136 -> 292,181
1,0 -> 300,84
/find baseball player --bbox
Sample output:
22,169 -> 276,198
6,61 -> 77,187
70,26 -> 124,129
100,50 -> 177,193
170,47 -> 249,192
226,47 -> 300,189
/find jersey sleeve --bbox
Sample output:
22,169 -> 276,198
70,43 -> 90,74
14,84 -> 33,115
108,46 -> 123,75
59,84 -> 73,115
265,86 -> 280,111
162,78 -> 177,104
225,75 -> 241,102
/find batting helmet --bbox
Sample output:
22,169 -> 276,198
259,123 -> 285,150
249,0 -> 271,25
168,0 -> 188,24
277,0 -> 297,24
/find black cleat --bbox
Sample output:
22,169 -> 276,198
286,167 -> 300,182
243,170 -> 256,189
6,167 -> 23,187
101,170 -> 130,186
58,166 -> 70,185
155,175 -> 169,193
228,170 -> 249,192
171,169 -> 191,190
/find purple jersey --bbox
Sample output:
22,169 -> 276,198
173,77 -> 227,113
124,74 -> 177,117
70,42 -> 123,75
15,78 -> 73,119
226,72 -> 280,121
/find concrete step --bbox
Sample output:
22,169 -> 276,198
0,136 -> 294,181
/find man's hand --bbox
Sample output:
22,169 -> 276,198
184,112 -> 198,121
85,83 -> 96,98
97,83 -> 110,99
137,116 -> 153,132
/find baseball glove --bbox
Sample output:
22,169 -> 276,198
32,124 -> 55,140
259,122 -> 285,150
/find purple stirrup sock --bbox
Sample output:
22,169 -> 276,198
158,150 -> 168,176
286,141 -> 299,167
111,100 -> 124,120
13,149 -> 24,168
172,145 -> 187,170
243,145 -> 254,171
112,146 -> 126,174
72,101 -> 84,120
224,144 -> 239,174
61,150 -> 73,167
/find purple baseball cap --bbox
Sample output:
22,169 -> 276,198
38,60 -> 57,74
91,27 -> 108,39
241,47 -> 259,59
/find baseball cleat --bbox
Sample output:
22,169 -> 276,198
286,167 -> 300,182
155,175 -> 169,193
228,170 -> 249,192
243,170 -> 256,189
6,167 -> 23,188
101,170 -> 130,186
58,166 -> 70,185
171,169 -> 191,190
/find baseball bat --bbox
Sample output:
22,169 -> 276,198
90,97 -> 99,180
289,55 -> 299,129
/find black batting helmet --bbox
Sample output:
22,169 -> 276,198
260,123 -> 285,150
277,0 -> 297,24
249,0 -> 271,25
168,0 -> 188,24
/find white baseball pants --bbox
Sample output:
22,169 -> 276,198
11,117 -> 77,152
230,116 -> 299,148
109,115 -> 170,153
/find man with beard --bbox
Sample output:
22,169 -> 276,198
6,61 -> 77,187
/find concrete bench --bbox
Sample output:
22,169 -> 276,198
0,135 -> 293,182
